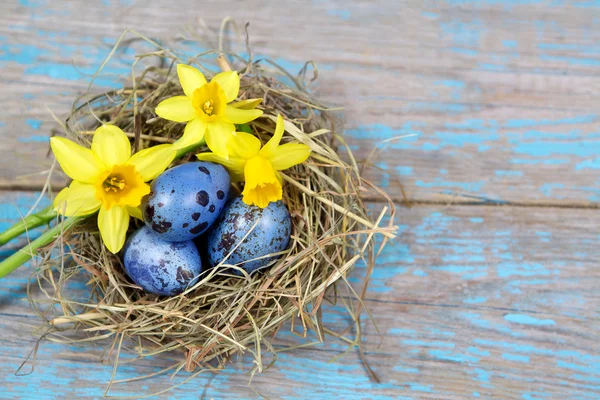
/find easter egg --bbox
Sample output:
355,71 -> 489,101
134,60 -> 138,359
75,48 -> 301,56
206,197 -> 292,274
123,226 -> 202,296
142,162 -> 230,242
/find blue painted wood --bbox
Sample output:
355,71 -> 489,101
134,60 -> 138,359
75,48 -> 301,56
0,193 -> 598,398
1,0 -> 600,398
1,0 -> 600,203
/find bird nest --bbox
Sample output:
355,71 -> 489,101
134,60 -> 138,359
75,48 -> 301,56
26,29 -> 397,395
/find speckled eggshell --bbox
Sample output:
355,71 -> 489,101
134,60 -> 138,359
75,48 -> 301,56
142,162 -> 230,242
123,226 -> 202,296
207,197 -> 292,274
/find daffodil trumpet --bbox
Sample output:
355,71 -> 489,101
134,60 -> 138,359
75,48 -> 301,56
197,115 -> 311,208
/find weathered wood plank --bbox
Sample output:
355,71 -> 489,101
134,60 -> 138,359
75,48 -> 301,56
0,192 -> 598,398
1,1 -> 600,204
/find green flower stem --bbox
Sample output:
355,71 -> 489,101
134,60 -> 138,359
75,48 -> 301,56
0,216 -> 81,279
175,139 -> 206,159
0,205 -> 57,246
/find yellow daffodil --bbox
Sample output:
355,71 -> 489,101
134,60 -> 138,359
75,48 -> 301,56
197,115 -> 311,208
50,125 -> 176,253
155,64 -> 263,158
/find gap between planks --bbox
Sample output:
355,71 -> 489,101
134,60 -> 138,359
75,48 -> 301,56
1,182 -> 599,210
362,196 -> 600,210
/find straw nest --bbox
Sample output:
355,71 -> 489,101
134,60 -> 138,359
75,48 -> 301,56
27,29 -> 397,392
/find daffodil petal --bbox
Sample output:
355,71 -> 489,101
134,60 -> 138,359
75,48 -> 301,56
50,137 -> 105,183
196,152 -> 246,182
91,125 -> 131,168
173,118 -> 207,150
98,206 -> 129,253
54,181 -> 101,217
211,71 -> 240,103
223,106 -> 263,124
259,115 -> 285,159
268,143 -> 311,171
177,64 -> 207,97
227,131 -> 261,159
126,144 -> 176,182
230,98 -> 262,110
205,120 -> 235,159
126,205 -> 143,220
155,96 -> 196,122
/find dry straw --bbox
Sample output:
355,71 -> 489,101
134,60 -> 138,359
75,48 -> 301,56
26,26 -> 397,396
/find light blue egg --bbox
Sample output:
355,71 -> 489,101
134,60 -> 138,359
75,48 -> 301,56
142,162 -> 230,242
206,197 -> 291,274
123,226 -> 202,296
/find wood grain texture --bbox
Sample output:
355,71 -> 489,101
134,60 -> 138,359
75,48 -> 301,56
0,192 -> 598,399
1,0 -> 600,203
1,0 -> 599,399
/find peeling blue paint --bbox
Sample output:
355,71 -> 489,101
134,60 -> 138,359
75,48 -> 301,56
513,140 -> 598,157
503,353 -> 531,363
327,8 -> 351,20
540,54 -> 600,67
394,364 -> 419,374
25,119 -> 42,130
478,62 -> 508,72
498,262 -> 555,278
19,135 -> 48,143
395,166 -> 413,176
347,114 -> 599,200
538,42 -> 600,54
376,161 -> 390,188
435,79 -> 466,89
412,269 -> 428,277
406,383 -> 433,393
440,18 -> 485,48
403,340 -> 455,348
464,296 -> 488,304
575,158 -> 600,170
471,368 -> 493,384
422,11 -> 439,18
389,328 -> 417,336
0,33 -> 144,88
495,170 -> 524,177
468,347 -> 490,357
429,349 -> 480,363
539,183 -> 565,197
557,360 -> 597,374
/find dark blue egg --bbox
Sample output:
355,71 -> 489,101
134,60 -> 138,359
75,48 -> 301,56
123,226 -> 202,296
206,197 -> 291,274
142,162 -> 230,242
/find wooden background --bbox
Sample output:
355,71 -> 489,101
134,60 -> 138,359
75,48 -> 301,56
1,0 -> 599,398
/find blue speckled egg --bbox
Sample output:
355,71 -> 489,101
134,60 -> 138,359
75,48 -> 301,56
123,226 -> 202,296
142,162 -> 230,242
206,197 -> 291,274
